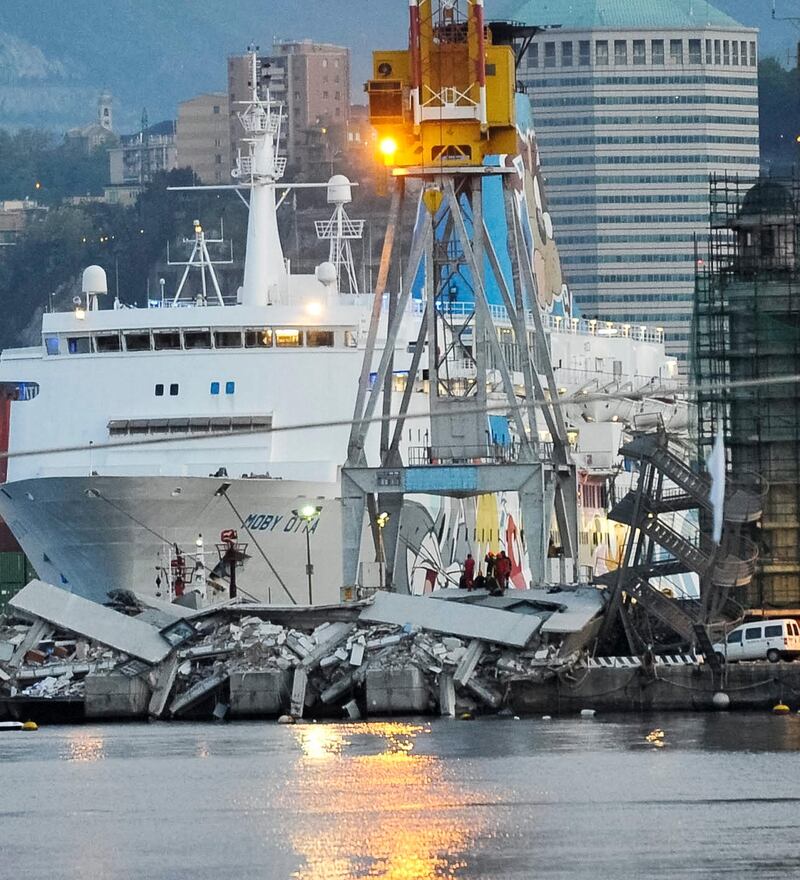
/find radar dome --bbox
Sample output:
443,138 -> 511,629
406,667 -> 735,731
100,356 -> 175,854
327,175 -> 352,205
82,265 -> 108,296
315,261 -> 337,286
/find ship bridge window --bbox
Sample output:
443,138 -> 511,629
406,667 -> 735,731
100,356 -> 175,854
245,328 -> 273,348
94,333 -> 121,353
306,329 -> 334,347
184,329 -> 212,349
67,336 -> 91,355
215,330 -> 243,348
45,336 -> 60,356
344,330 -> 357,348
275,328 -> 303,347
153,330 -> 181,351
124,331 -> 151,352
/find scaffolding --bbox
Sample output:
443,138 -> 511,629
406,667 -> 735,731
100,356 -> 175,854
692,173 -> 800,610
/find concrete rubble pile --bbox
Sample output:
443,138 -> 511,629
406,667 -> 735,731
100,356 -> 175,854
169,614 -> 579,718
0,619 -> 140,701
0,580 -> 605,721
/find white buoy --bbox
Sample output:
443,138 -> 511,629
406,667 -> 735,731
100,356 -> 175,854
580,708 -> 597,718
712,692 -> 730,710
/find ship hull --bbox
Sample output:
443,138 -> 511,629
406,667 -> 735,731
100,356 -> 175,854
0,474 -> 540,604
0,475 -> 347,604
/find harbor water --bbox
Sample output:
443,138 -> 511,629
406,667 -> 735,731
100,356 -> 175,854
2,713 -> 800,879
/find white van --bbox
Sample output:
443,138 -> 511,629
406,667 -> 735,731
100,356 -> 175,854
714,619 -> 800,663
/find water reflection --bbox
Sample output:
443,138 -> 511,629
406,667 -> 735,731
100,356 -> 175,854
289,722 -> 489,880
64,729 -> 106,763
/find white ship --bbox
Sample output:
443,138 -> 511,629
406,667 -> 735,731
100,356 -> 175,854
0,55 -> 684,605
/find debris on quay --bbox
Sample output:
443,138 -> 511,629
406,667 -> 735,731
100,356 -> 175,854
2,580 -> 800,721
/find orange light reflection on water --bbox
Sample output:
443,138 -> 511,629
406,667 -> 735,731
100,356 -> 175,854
65,729 -> 106,763
289,722 -> 485,880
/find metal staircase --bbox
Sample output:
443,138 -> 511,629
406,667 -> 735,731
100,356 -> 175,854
598,429 -> 762,654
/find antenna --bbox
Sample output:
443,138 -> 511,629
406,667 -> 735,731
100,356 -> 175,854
315,176 -> 364,294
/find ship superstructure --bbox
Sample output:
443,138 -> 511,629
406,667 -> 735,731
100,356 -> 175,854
0,40 -> 682,604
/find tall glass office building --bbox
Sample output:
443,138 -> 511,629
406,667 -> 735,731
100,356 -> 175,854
511,0 -> 759,361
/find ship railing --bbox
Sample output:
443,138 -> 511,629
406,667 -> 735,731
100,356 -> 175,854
405,441 -> 573,467
407,443 -> 523,466
417,300 -> 664,343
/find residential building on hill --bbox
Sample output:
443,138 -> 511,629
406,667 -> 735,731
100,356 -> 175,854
228,41 -> 350,173
513,0 -> 760,361
176,92 -> 231,184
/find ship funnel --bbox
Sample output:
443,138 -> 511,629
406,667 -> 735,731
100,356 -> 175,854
327,174 -> 353,205
82,265 -> 108,296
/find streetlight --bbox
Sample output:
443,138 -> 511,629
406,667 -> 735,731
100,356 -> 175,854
293,504 -> 322,604
376,511 -> 390,589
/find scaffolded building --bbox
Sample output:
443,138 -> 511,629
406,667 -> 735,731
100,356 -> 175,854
693,175 -> 800,610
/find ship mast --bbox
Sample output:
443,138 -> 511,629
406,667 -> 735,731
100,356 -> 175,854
233,49 -> 288,306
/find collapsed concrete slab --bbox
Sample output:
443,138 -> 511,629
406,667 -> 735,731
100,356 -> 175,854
9,581 -> 172,665
360,592 -> 543,648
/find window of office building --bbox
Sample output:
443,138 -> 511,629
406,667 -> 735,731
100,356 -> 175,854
561,41 -> 573,66
651,40 -> 664,65
732,40 -> 739,65
670,39 -> 683,64
741,40 -> 748,65
544,41 -> 556,67
689,39 -> 701,64
723,40 -> 730,65
595,40 -> 609,66
579,40 -> 591,66
632,39 -> 646,65
527,44 -> 538,68
614,40 -> 627,65
705,39 -> 712,64
749,41 -> 756,65
714,40 -> 721,64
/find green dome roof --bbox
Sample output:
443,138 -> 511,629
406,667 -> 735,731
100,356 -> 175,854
498,0 -> 746,30
739,180 -> 794,217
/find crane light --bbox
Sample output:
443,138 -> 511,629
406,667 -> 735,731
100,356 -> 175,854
379,136 -> 398,158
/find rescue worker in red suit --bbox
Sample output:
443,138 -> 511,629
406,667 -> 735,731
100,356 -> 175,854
463,553 -> 475,590
495,550 -> 512,593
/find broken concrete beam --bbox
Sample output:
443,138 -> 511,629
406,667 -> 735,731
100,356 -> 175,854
0,641 -> 13,663
178,643 -> 235,661
85,673 -> 151,719
349,641 -> 365,667
343,698 -> 361,720
169,672 -> 227,717
301,622 -> 355,671
230,670 -> 291,718
464,678 -> 502,709
366,667 -> 430,714
319,654 -> 341,670
439,674 -> 456,717
454,640 -> 485,686
148,654 -> 179,719
365,633 -> 406,650
290,667 -> 308,718
8,620 -> 51,670
320,670 -> 356,704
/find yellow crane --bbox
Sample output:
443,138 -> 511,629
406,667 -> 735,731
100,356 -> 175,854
365,0 -> 519,169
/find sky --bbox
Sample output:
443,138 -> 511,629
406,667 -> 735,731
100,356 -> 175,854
0,0 -> 797,131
